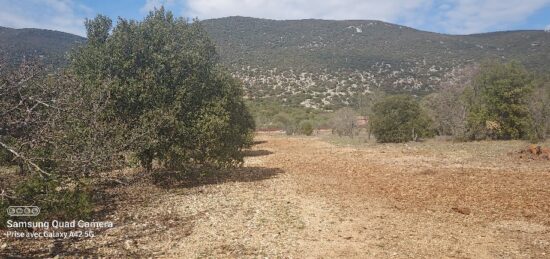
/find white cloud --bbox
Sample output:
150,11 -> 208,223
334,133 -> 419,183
0,0 -> 92,36
184,0 -> 430,21
0,0 -> 548,35
140,0 -> 177,14
183,0 -> 550,34
433,0 -> 550,34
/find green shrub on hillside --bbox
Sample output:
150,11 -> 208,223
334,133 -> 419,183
466,61 -> 534,140
370,95 -> 433,143
299,120 -> 314,136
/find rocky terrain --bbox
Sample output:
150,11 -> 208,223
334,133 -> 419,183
203,17 -> 550,108
2,17 -> 550,108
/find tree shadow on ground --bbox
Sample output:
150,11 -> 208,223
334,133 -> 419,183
0,165 -> 283,258
252,140 -> 267,145
242,149 -> 273,157
89,164 -> 283,222
151,166 -> 284,189
45,213 -> 197,258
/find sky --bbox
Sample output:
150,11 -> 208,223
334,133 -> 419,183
0,0 -> 549,37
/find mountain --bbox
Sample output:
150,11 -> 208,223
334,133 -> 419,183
202,17 -> 550,108
0,26 -> 84,69
1,18 -> 549,109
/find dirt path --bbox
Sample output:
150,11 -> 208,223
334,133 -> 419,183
3,133 -> 550,258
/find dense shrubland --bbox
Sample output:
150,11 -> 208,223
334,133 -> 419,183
267,60 -> 548,143
0,61 -> 121,226
203,17 -> 550,108
423,61 -> 550,142
0,9 -> 254,225
246,60 -> 549,143
248,100 -> 331,135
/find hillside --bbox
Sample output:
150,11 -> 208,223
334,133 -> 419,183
0,26 -> 84,69
1,18 -> 549,109
202,17 -> 550,108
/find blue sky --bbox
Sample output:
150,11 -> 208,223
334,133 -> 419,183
0,0 -> 549,36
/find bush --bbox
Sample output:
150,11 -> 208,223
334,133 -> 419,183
528,78 -> 550,142
245,100 -> 332,133
466,61 -> 534,140
273,112 -> 295,135
1,9 -> 255,225
0,62 -> 135,226
422,65 -> 478,140
0,176 -> 93,228
1,62 -> 129,178
70,9 -> 255,170
299,120 -> 314,136
331,107 -> 357,137
370,95 -> 433,143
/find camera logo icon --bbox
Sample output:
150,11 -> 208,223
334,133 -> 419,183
7,206 -> 40,217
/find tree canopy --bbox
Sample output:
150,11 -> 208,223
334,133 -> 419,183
370,95 -> 433,143
70,9 -> 255,170
466,61 -> 534,140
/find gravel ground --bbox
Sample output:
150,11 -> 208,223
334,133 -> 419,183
2,132 -> 550,258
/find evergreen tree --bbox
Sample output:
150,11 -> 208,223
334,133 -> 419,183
70,8 -> 255,170
370,95 -> 433,143
466,61 -> 534,140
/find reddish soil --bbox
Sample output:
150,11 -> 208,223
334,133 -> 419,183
2,133 -> 550,258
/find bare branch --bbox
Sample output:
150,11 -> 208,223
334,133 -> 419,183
28,96 -> 64,111
1,189 -> 16,202
0,141 -> 51,177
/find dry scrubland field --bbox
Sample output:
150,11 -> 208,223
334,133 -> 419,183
3,132 -> 550,258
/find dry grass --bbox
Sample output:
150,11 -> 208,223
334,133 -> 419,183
2,132 -> 550,258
